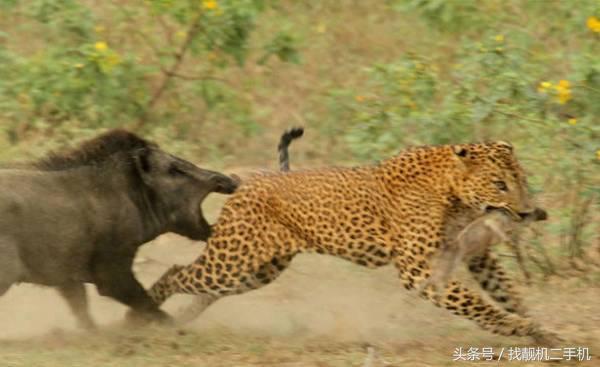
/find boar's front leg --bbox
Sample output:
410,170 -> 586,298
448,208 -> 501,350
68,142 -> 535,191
57,282 -> 96,330
91,250 -> 171,324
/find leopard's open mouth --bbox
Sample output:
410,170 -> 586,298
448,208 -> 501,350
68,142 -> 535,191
523,207 -> 548,221
485,206 -> 548,222
485,205 -> 523,221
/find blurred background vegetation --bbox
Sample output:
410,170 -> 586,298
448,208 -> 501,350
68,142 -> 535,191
0,0 -> 598,280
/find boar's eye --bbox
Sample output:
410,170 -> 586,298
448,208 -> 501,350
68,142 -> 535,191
168,165 -> 186,177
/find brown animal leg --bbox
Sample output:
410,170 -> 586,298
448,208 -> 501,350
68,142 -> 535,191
174,293 -> 219,324
144,263 -> 219,323
416,242 -> 464,296
0,284 -> 10,296
147,264 -> 187,305
0,277 -> 15,297
0,239 -> 22,296
467,250 -> 528,316
247,254 -> 295,288
92,256 -> 171,323
57,282 -> 96,330
396,258 -> 559,344
148,254 -> 295,323
174,256 -> 294,323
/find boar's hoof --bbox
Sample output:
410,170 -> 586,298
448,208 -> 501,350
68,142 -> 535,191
125,308 -> 175,327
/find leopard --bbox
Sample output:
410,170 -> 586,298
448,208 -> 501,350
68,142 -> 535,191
146,130 -> 560,344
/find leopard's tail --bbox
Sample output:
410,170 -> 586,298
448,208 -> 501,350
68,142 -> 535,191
278,127 -> 304,172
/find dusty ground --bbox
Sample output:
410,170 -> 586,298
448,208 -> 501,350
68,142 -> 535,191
0,194 -> 598,367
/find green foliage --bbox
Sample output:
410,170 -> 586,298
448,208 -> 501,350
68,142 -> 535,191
395,0 -> 482,33
333,56 -> 440,160
0,0 -> 299,145
325,17 -> 599,193
0,0 -> 597,270
316,1 -> 599,265
259,29 -> 301,65
0,41 -> 147,136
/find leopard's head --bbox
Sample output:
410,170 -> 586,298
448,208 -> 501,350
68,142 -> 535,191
449,141 -> 534,220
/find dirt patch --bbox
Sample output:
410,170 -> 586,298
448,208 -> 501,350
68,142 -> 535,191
0,194 -> 598,366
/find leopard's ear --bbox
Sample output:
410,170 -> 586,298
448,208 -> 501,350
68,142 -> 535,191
451,144 -> 472,173
489,140 -> 514,154
453,145 -> 468,158
496,140 -> 513,150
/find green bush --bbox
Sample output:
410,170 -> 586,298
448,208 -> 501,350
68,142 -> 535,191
318,1 -> 599,269
0,0 -> 299,147
0,0 -> 597,273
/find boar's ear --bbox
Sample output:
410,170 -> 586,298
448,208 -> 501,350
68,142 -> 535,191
133,148 -> 153,184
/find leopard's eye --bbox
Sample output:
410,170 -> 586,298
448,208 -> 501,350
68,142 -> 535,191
494,180 -> 508,192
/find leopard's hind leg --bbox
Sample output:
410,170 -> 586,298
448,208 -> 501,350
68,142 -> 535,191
171,254 -> 296,322
147,215 -> 301,324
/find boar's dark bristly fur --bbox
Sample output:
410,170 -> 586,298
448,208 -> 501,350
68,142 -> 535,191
35,129 -> 157,170
0,129 -> 238,328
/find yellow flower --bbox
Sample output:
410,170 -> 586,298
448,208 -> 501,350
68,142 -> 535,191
175,30 -> 186,39
557,92 -> 571,105
316,23 -> 327,34
596,149 -> 600,161
495,34 -> 504,43
568,118 -> 577,125
537,81 -> 552,93
587,16 -> 600,33
202,0 -> 217,10
74,63 -> 84,68
95,41 -> 108,51
355,95 -> 365,103
555,79 -> 572,105
557,79 -> 570,89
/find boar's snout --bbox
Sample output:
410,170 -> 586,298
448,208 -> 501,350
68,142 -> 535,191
211,173 -> 239,194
